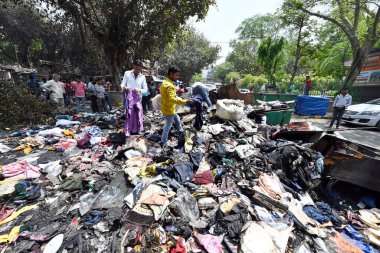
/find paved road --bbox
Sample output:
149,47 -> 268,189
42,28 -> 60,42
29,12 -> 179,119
292,118 -> 380,149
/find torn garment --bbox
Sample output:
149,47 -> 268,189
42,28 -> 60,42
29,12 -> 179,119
240,221 -> 293,253
1,161 -> 41,180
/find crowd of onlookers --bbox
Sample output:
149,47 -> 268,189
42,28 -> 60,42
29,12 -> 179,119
26,73 -> 113,113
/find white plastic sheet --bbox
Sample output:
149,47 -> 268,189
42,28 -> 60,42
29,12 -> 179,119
215,99 -> 244,121
240,221 -> 293,253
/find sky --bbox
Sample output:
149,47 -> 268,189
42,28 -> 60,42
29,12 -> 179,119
191,0 -> 284,64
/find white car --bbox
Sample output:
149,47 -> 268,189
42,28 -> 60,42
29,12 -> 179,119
342,98 -> 380,129
239,88 -> 250,94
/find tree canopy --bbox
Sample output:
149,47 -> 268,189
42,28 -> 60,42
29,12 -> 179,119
214,1 -> 379,91
157,26 -> 220,83
3,0 -> 216,86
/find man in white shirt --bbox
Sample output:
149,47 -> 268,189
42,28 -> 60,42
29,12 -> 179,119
121,60 -> 147,134
120,60 -> 148,94
42,73 -> 65,112
329,87 -> 352,129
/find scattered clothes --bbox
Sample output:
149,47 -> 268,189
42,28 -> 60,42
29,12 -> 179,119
214,202 -> 250,238
1,161 -> 41,180
303,202 -> 342,226
240,221 -> 293,253
0,204 -> 39,226
329,231 -> 365,253
53,138 -> 76,149
193,170 -> 214,185
59,173 -> 82,191
173,162 -> 194,183
13,180 -> 41,200
0,226 -> 21,244
39,128 -> 65,137
235,144 -> 260,159
359,209 -> 380,229
364,228 -> 380,248
341,225 -> 379,253
55,119 -> 81,127
39,160 -> 63,176
194,232 -> 223,253
0,143 -> 12,153
84,126 -> 103,137
170,187 -> 199,222
0,205 -> 15,222
0,105 -> 378,253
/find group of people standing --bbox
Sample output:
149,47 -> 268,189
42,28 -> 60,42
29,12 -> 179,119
28,74 -> 113,113
27,60 -> 212,145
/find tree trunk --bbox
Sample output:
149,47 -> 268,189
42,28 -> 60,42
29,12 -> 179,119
104,45 -> 124,91
290,18 -> 304,83
344,44 -> 372,85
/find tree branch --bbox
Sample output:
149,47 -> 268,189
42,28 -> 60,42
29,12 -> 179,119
353,0 -> 361,32
370,5 -> 380,39
335,0 -> 354,31
299,6 -> 355,46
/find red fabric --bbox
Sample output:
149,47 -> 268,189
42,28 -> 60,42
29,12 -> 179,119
177,88 -> 185,95
170,236 -> 186,253
306,80 -> 312,88
0,204 -> 15,221
192,170 -> 214,185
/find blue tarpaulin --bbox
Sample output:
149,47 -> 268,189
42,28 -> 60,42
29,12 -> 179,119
295,95 -> 330,116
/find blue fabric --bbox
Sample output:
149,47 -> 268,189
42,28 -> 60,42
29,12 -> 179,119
193,85 -> 212,107
361,196 -> 377,208
341,226 -> 379,253
295,95 -> 330,116
303,202 -> 341,225
192,95 -> 204,131
303,206 -> 330,224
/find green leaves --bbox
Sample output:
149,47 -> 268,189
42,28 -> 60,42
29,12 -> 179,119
157,26 -> 220,83
257,37 -> 285,84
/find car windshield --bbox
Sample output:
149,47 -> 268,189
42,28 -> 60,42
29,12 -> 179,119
365,98 -> 380,105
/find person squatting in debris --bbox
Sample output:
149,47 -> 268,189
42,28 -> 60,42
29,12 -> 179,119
121,60 -> 148,136
41,73 -> 66,112
160,66 -> 193,145
329,86 -> 352,129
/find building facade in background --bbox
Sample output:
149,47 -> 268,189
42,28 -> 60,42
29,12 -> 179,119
355,48 -> 380,102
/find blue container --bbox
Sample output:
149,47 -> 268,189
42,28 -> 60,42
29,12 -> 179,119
295,96 -> 330,116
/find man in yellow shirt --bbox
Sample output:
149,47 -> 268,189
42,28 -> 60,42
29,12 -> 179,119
160,66 -> 192,145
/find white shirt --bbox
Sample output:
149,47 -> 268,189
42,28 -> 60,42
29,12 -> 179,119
42,80 -> 65,98
333,94 -> 352,108
120,70 -> 148,93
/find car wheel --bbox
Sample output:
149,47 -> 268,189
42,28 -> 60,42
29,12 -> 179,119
377,121 -> 380,131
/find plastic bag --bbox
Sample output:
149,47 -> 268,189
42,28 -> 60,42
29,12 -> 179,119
39,160 -> 63,177
152,94 -> 162,111
170,187 -> 199,222
79,192 -> 98,216
215,99 -> 244,121
94,186 -> 122,209
79,186 -> 122,215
